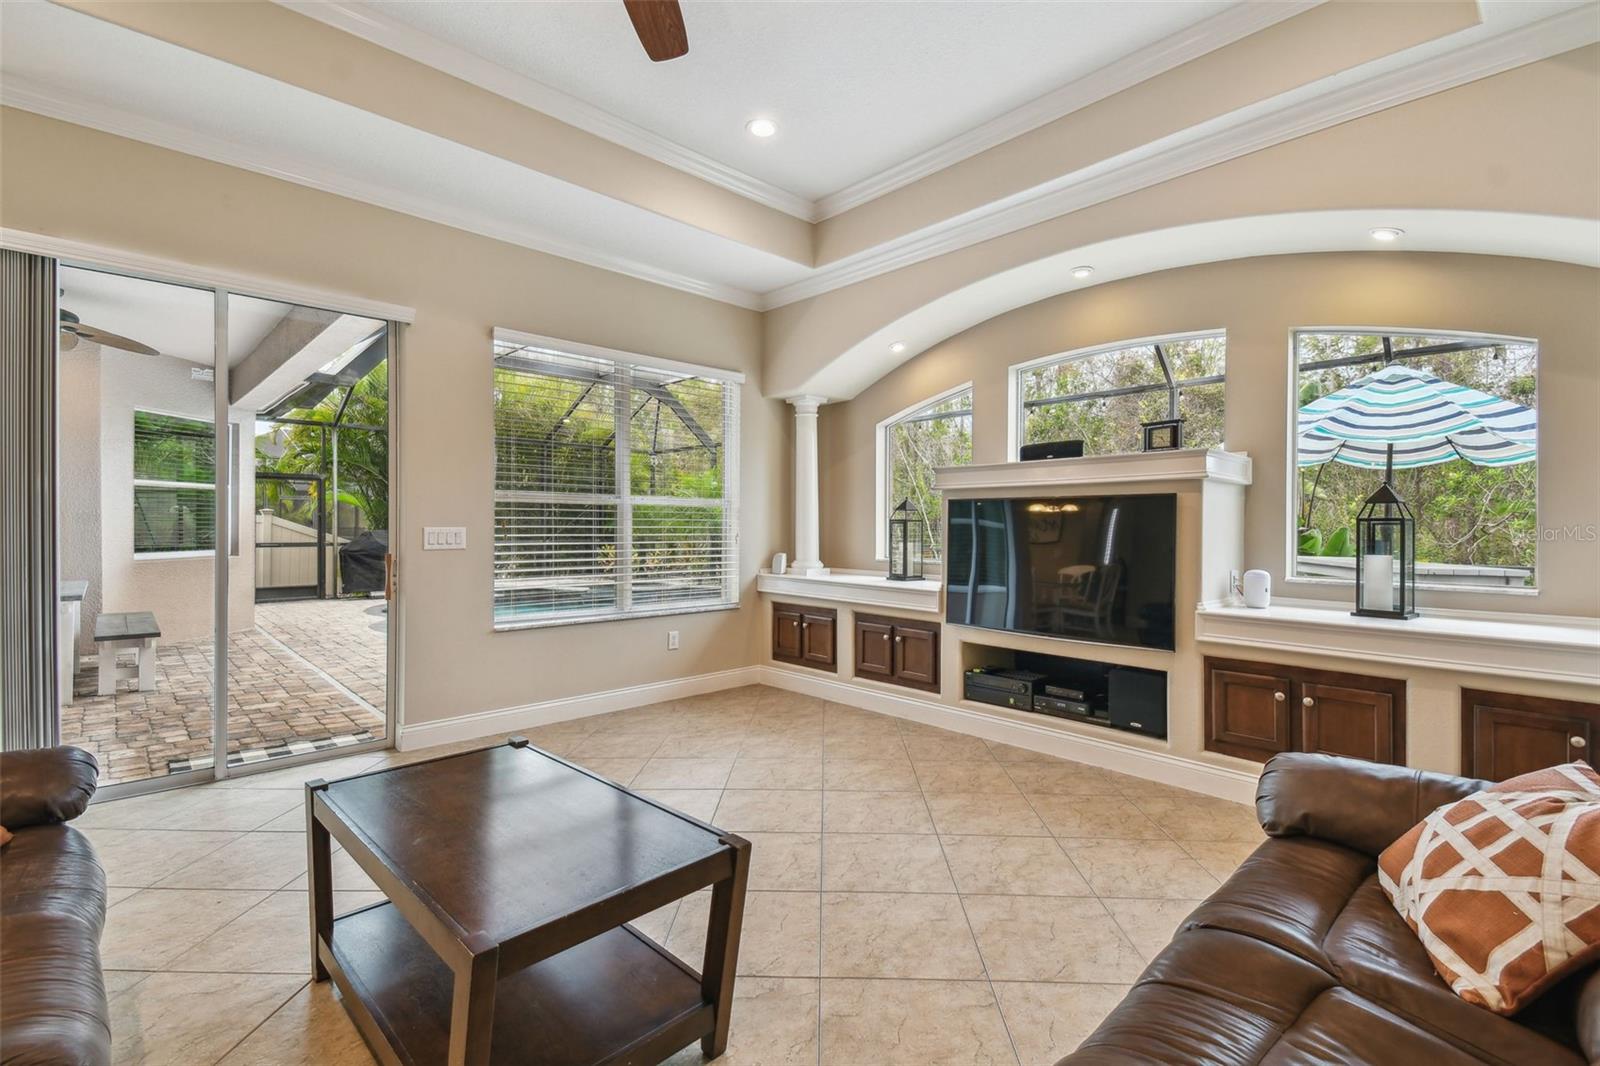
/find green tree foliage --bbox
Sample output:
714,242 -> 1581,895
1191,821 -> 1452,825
1022,336 -> 1225,456
259,363 -> 389,530
888,391 -> 972,560
1295,333 -> 1536,579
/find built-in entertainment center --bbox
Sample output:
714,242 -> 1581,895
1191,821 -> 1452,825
756,448 -> 1256,802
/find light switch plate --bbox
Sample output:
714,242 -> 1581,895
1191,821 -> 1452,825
423,527 -> 466,550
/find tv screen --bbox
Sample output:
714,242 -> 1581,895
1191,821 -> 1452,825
944,494 -> 1176,651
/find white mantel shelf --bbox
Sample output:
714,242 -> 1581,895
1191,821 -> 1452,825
1195,599 -> 1600,686
936,448 -> 1251,492
756,569 -> 941,615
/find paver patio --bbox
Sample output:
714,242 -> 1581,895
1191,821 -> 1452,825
59,598 -> 387,787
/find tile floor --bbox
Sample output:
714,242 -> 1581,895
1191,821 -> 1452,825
82,684 -> 1264,1065
61,598 -> 386,787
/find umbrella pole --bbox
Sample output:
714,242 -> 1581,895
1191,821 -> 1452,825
1384,443 -> 1394,485
1302,441 -> 1345,531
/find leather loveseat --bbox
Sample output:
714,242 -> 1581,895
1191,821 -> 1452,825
0,746 -> 110,1065
1060,753 -> 1595,1065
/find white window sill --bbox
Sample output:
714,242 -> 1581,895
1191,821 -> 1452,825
1194,598 -> 1599,685
134,550 -> 214,561
492,599 -> 738,632
756,569 -> 941,615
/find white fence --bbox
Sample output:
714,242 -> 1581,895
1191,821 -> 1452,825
255,511 -> 345,595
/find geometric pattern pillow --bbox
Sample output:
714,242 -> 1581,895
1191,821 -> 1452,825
1378,761 -> 1600,1015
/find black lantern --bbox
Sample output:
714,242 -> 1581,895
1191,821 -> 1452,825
1353,480 -> 1418,619
887,498 -> 925,581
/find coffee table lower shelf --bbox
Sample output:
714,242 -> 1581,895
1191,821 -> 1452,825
323,902 -> 716,1066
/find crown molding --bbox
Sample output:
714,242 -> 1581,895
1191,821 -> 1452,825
759,5 -> 1600,310
811,0 -> 1320,220
0,75 -> 764,311
276,0 -> 818,222
277,1 -> 1317,225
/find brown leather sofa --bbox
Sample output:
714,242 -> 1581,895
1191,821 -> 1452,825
0,746 -> 110,1066
1061,753 -> 1596,1065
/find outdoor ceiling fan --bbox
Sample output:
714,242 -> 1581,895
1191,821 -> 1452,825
58,307 -> 160,356
623,0 -> 688,62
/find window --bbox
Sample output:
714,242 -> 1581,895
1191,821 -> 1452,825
1293,330 -> 1537,590
878,386 -> 973,562
491,332 -> 740,628
1017,332 -> 1225,457
133,410 -> 216,554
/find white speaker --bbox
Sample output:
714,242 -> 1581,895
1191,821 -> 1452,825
771,552 -> 788,576
1242,569 -> 1271,609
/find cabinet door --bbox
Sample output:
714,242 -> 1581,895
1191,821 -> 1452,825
893,626 -> 939,690
1463,689 -> 1600,780
1299,681 -> 1398,765
772,605 -> 803,662
855,619 -> 894,678
1205,660 -> 1293,761
801,610 -> 836,668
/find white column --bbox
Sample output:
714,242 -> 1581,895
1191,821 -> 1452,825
788,395 -> 828,576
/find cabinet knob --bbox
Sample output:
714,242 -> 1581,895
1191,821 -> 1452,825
1273,691 -> 1285,702
894,635 -> 903,643
1573,736 -> 1587,749
1302,697 -> 1315,707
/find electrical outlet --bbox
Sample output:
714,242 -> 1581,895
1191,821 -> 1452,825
667,630 -> 680,651
423,527 -> 467,550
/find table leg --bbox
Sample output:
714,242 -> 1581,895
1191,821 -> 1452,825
97,642 -> 116,696
448,943 -> 499,1066
306,781 -> 333,981
138,637 -> 158,691
701,834 -> 752,1059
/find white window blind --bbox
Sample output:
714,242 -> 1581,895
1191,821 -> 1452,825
133,410 -> 216,554
492,338 -> 739,628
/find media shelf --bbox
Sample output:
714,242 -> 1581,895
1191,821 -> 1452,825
961,641 -> 1167,740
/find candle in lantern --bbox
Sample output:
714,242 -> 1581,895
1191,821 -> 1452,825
1361,553 -> 1393,613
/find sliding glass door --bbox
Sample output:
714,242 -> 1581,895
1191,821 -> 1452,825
54,263 -> 396,796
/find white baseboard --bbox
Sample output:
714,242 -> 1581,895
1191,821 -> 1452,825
757,665 -> 1259,805
396,666 -> 764,750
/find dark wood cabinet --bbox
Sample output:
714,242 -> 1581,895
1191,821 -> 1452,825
854,613 -> 940,693
772,602 -> 836,672
1206,663 -> 1293,761
1204,656 -> 1406,766
1462,689 -> 1600,780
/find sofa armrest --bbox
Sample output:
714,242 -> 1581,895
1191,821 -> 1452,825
0,747 -> 99,828
1255,753 -> 1490,858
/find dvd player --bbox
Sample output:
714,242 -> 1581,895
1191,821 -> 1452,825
1033,695 -> 1093,718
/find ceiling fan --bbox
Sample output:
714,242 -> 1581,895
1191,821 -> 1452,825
623,0 -> 688,62
58,307 -> 160,356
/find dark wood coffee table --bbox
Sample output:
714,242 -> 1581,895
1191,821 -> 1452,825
304,737 -> 751,1066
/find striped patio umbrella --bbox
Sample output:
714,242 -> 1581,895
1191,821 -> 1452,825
1298,363 -> 1537,474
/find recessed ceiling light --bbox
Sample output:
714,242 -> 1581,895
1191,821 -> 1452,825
1071,265 -> 1095,279
746,118 -> 777,139
889,342 -> 907,354
1370,227 -> 1405,242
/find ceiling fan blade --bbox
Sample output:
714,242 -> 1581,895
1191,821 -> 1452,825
59,329 -> 79,352
67,323 -> 160,357
623,0 -> 688,62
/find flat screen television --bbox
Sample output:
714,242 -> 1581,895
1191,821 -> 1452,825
944,494 -> 1177,651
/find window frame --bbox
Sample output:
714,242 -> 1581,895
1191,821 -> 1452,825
874,381 -> 974,563
1007,329 -> 1226,460
132,406 -> 223,558
1285,325 -> 1540,596
490,328 -> 744,631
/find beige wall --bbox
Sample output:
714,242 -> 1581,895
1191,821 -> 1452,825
819,252 -> 1600,621
1,107 -> 786,728
768,45 -> 1600,399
